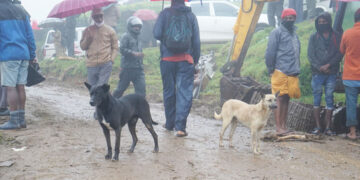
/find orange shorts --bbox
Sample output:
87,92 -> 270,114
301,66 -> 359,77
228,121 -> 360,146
271,70 -> 301,99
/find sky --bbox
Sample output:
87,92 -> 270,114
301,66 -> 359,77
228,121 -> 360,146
21,0 -> 63,22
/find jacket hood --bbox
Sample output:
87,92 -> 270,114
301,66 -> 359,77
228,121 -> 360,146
126,16 -> 142,35
171,4 -> 191,13
315,12 -> 333,32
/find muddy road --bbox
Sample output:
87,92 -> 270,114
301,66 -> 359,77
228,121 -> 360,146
0,82 -> 359,180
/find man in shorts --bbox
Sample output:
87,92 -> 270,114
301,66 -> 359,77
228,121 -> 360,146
265,8 -> 301,136
0,0 -> 36,130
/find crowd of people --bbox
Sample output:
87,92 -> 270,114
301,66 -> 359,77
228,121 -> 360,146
266,7 -> 360,140
0,0 -> 359,141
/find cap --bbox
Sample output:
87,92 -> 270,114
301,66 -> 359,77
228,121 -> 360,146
281,8 -> 297,19
92,8 -> 104,17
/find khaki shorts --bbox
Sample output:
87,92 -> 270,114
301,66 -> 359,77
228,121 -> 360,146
0,60 -> 29,87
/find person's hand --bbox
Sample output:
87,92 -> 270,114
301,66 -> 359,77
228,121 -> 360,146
133,52 -> 144,58
319,64 -> 330,73
84,28 -> 94,42
31,58 -> 38,63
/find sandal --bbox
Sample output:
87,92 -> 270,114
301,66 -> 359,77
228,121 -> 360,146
324,128 -> 336,136
345,134 -> 357,141
175,131 -> 188,137
162,124 -> 174,131
311,127 -> 322,135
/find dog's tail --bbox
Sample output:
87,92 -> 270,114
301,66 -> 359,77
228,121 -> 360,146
214,111 -> 222,120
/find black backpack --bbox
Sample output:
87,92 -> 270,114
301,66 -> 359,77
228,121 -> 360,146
163,8 -> 192,54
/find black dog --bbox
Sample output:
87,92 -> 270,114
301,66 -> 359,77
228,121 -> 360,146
85,82 -> 159,161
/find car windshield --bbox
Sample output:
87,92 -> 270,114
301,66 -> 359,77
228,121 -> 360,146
47,32 -> 55,44
213,2 -> 238,17
191,3 -> 210,16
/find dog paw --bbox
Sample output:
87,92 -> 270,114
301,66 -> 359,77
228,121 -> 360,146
127,149 -> 134,153
105,154 -> 112,160
153,148 -> 159,153
112,155 -> 119,161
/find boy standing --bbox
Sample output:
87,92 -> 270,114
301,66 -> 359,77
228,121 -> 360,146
113,16 -> 146,98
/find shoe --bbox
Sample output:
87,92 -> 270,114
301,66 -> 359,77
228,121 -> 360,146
175,131 -> 188,137
324,128 -> 336,136
162,124 -> 174,131
0,108 -> 10,116
310,127 -> 322,135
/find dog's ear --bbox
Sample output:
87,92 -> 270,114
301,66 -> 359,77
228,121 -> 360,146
275,91 -> 280,98
102,84 -> 110,92
84,82 -> 91,90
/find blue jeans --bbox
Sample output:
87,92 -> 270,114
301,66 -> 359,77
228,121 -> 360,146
345,86 -> 359,127
160,61 -> 194,132
311,74 -> 336,109
289,0 -> 303,23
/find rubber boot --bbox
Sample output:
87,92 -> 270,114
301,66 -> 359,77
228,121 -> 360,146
0,108 -> 10,116
0,111 -> 20,130
18,110 -> 26,128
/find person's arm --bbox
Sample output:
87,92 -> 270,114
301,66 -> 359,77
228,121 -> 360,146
119,34 -> 134,56
80,27 -> 93,51
307,34 -> 322,71
339,32 -> 346,55
110,29 -> 118,62
265,30 -> 279,76
328,33 -> 344,67
25,17 -> 36,60
153,10 -> 166,41
191,14 -> 201,65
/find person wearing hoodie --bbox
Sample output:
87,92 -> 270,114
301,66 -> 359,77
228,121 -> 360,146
153,0 -> 200,137
112,16 -> 146,98
340,8 -> 360,140
80,8 -> 118,87
308,12 -> 343,136
265,8 -> 301,136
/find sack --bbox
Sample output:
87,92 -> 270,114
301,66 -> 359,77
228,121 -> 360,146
26,62 -> 45,87
163,9 -> 192,53
334,72 -> 345,93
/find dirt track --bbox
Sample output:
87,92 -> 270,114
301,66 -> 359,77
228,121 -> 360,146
0,82 -> 360,180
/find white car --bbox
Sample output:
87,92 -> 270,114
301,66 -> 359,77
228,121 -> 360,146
188,1 -> 269,43
41,27 -> 86,59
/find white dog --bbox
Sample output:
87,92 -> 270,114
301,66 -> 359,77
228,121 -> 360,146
214,92 -> 278,154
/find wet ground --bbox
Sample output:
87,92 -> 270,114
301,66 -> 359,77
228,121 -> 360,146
0,82 -> 360,180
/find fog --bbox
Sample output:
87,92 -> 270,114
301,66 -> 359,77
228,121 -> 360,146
21,0 -> 63,21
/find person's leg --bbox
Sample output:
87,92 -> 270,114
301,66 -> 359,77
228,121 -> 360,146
0,85 -> 9,116
132,69 -> 146,97
306,0 -> 317,20
275,0 -> 284,27
160,61 -> 176,131
295,0 -> 304,23
113,69 -> 130,98
311,75 -> 324,132
267,2 -> 277,27
97,61 -> 113,86
174,61 -> 194,135
87,66 -> 100,86
0,61 -> 21,129
324,75 -> 336,131
345,86 -> 359,139
276,94 -> 290,134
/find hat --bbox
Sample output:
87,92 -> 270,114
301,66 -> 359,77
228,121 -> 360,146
92,8 -> 104,17
281,8 -> 297,19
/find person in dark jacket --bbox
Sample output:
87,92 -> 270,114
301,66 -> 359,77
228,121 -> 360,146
308,12 -> 343,136
0,0 -> 36,129
265,8 -> 301,136
153,0 -> 200,137
113,16 -> 146,98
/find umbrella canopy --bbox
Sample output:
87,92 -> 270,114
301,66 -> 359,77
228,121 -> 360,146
38,18 -> 65,28
48,0 -> 117,18
133,9 -> 158,21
